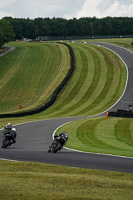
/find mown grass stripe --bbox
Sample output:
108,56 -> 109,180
94,118 -> 133,152
50,44 -> 96,116
56,117 -> 133,157
30,43 -> 70,107
76,117 -> 126,151
114,118 -> 133,147
55,45 -> 89,105
0,42 -> 62,113
72,45 -> 109,116
48,44 -> 103,117
77,118 -> 107,147
74,46 -> 126,116
42,43 -> 93,116
39,42 -> 126,118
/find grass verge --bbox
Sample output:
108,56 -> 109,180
56,117 -> 133,157
0,160 -> 133,200
0,42 -> 71,113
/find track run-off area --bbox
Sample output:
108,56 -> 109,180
0,42 -> 133,173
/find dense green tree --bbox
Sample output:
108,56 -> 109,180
0,18 -> 15,47
0,31 -> 4,47
67,18 -> 79,36
0,18 -> 15,43
78,17 -> 91,36
34,17 -> 51,37
2,16 -> 133,40
51,18 -> 68,36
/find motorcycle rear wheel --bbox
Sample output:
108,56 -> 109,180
48,147 -> 52,153
2,140 -> 10,148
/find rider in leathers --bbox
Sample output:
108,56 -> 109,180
54,131 -> 68,146
3,123 -> 16,145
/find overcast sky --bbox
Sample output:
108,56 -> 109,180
0,0 -> 133,19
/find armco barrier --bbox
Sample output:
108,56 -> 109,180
108,110 -> 133,118
0,43 -> 75,118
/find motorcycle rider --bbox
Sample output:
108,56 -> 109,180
4,123 -> 12,133
48,131 -> 68,153
3,123 -> 16,145
54,131 -> 68,145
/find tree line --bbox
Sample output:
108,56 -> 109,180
0,16 -> 133,45
0,18 -> 15,47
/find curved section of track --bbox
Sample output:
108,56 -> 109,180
95,43 -> 133,111
0,43 -> 133,173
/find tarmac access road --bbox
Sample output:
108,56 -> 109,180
0,43 -> 133,173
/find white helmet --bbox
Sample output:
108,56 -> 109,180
6,123 -> 12,129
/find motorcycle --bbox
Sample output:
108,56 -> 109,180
48,135 -> 66,153
2,128 -> 16,148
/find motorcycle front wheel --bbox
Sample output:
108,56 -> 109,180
53,142 -> 62,153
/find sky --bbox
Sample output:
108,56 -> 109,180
0,0 -> 133,19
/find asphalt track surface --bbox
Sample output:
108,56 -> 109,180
0,43 -> 133,173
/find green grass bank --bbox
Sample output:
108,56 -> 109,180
35,42 -> 127,118
0,41 -> 70,113
56,117 -> 133,157
0,41 -> 127,117
0,160 -> 133,200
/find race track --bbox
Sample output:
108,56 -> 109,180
0,43 -> 133,173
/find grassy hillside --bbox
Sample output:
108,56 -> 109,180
0,42 -> 70,113
38,42 -> 127,118
0,41 -> 127,116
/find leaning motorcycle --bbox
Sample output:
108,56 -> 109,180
48,135 -> 66,153
2,128 -> 16,148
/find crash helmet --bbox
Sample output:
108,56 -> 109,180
6,123 -> 12,129
62,131 -> 68,138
